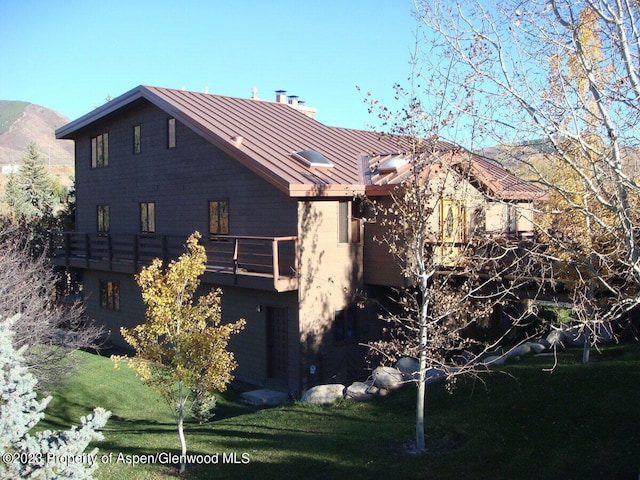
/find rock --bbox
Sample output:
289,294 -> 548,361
507,343 -> 532,359
372,366 -> 405,390
344,382 -> 376,401
300,384 -> 345,404
526,342 -> 547,354
563,326 -> 586,347
425,367 -> 447,384
365,384 -> 380,395
483,355 -> 506,366
395,357 -> 419,381
538,338 -> 551,349
546,329 -> 565,347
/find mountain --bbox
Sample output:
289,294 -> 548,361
0,100 -> 74,185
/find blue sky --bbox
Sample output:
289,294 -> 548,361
0,0 -> 417,131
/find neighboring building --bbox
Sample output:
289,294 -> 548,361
51,85 -> 545,396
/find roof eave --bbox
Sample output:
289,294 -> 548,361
55,85 -> 148,139
290,184 -> 366,197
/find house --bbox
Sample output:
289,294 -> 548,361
51,85 -> 545,396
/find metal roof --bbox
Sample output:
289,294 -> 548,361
56,85 -> 546,200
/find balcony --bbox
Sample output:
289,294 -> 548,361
49,232 -> 298,292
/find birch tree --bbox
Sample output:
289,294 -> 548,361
112,232 -> 245,474
414,0 -> 640,342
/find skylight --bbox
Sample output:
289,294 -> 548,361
292,149 -> 334,168
377,156 -> 407,174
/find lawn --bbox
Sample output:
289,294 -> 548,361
40,344 -> 640,480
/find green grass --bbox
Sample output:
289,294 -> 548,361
40,345 -> 640,479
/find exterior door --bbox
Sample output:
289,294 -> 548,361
266,306 -> 289,380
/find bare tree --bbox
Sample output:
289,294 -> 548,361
0,225 -> 103,388
363,75 -> 548,450
413,0 -> 640,350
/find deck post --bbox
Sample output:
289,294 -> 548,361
272,239 -> 280,281
233,238 -> 239,284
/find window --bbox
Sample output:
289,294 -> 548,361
140,202 -> 155,234
209,200 -> 229,234
338,201 -> 361,244
440,199 -> 466,243
334,307 -> 357,343
100,279 -> 120,310
168,118 -> 176,148
97,204 -> 110,234
133,125 -> 141,154
505,204 -> 518,233
91,133 -> 109,168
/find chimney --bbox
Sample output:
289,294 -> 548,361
275,90 -> 287,103
287,95 -> 299,106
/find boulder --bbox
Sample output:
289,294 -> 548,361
300,384 -> 345,405
538,338 -> 552,350
372,366 -> 405,390
563,325 -> 587,347
483,355 -> 506,366
546,329 -> 565,347
344,382 -> 376,401
395,357 -> 419,381
425,367 -> 447,384
506,343 -> 532,359
526,342 -> 547,354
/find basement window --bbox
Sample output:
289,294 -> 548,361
292,149 -> 333,168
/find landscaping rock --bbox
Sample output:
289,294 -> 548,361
506,343 -> 532,359
395,357 -> 419,381
425,367 -> 447,384
526,342 -> 547,354
538,338 -> 551,349
344,382 -> 376,401
563,326 -> 587,347
372,366 -> 405,390
546,329 -> 565,347
300,384 -> 345,404
483,355 -> 506,366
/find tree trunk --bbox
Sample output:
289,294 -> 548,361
582,331 -> 591,364
416,273 -> 429,452
416,331 -> 427,451
178,402 -> 187,474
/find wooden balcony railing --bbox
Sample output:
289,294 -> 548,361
49,232 -> 298,292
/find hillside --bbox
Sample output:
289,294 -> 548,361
0,100 -> 74,187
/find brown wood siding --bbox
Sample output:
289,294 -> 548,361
74,101 -> 297,238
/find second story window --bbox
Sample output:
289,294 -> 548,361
209,200 -> 229,235
140,202 -> 156,234
91,132 -> 109,168
168,118 -> 176,149
440,199 -> 466,243
133,125 -> 141,154
505,204 -> 518,234
97,204 -> 110,234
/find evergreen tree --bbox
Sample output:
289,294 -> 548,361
0,315 -> 110,479
4,142 -> 60,221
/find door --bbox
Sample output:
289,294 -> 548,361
266,306 -> 289,381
